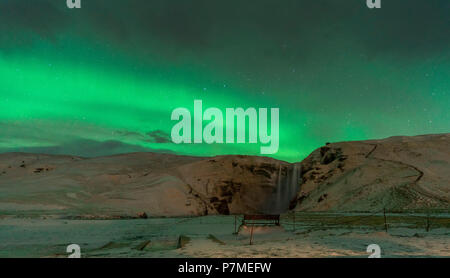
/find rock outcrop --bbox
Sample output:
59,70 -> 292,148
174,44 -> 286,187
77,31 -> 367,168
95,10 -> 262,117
292,133 -> 450,212
0,133 -> 448,217
0,153 -> 295,217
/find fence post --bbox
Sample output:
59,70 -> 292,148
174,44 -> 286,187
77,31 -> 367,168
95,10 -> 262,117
249,223 -> 254,245
383,208 -> 388,233
234,215 -> 237,234
426,213 -> 430,232
293,211 -> 296,232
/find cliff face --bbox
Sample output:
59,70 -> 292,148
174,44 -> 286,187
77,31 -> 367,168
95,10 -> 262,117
292,133 -> 450,212
0,133 -> 448,217
0,152 -> 295,217
177,156 -> 301,215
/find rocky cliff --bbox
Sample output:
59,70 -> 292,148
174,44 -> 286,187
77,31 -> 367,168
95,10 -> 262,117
0,153 -> 295,217
292,133 -> 450,212
0,133 -> 448,217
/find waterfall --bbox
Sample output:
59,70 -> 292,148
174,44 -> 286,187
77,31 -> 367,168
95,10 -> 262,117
276,164 -> 283,207
268,163 -> 301,214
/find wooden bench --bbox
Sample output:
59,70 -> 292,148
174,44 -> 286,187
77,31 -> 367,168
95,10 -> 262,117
238,214 -> 281,245
242,214 -> 280,226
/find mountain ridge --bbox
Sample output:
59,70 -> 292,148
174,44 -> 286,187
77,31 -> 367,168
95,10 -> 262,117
0,133 -> 448,217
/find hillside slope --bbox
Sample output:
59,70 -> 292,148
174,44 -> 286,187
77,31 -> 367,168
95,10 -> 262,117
0,153 -> 294,217
292,133 -> 450,212
0,133 -> 448,217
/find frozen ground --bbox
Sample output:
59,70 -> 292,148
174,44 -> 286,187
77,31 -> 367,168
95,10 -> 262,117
0,213 -> 448,258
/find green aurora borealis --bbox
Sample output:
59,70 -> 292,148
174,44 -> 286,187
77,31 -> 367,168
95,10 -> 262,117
0,0 -> 449,162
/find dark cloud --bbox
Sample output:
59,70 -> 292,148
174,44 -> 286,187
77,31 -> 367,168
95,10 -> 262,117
94,0 -> 450,59
353,0 -> 450,58
0,0 -> 69,49
3,0 -> 448,58
113,130 -> 172,143
145,130 -> 172,143
114,130 -> 144,139
0,139 -> 175,158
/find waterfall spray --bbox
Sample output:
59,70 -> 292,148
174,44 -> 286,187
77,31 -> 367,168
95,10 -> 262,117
269,163 -> 301,214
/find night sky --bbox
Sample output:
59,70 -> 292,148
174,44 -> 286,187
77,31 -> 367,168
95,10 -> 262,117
0,0 -> 449,162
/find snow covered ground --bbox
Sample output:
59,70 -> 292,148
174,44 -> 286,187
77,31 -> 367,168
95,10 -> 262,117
0,213 -> 448,258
